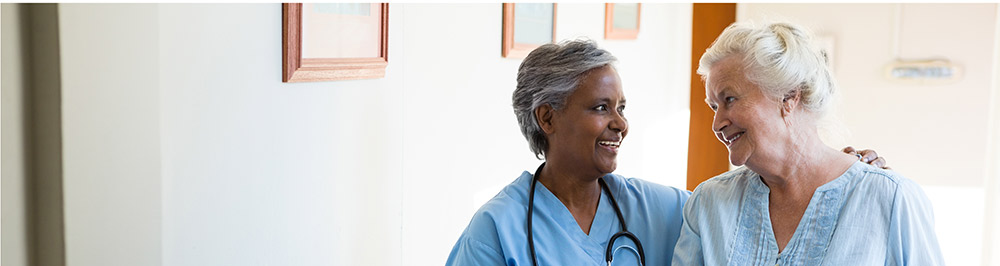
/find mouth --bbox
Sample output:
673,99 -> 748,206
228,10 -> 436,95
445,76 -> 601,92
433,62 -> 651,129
722,131 -> 744,146
598,140 -> 622,153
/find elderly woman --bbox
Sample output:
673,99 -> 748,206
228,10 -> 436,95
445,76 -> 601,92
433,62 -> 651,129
671,22 -> 943,265
445,40 -> 691,265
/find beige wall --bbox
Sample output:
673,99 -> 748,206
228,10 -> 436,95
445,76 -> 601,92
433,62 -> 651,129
2,4 -> 30,266
985,4 -> 1000,265
59,4 -> 162,266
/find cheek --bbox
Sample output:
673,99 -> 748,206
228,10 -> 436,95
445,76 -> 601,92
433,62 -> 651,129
586,118 -> 605,135
749,111 -> 783,140
570,121 -> 602,146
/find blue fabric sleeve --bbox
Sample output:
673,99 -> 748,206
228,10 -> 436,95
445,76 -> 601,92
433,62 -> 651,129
445,234 -> 506,266
446,207 -> 509,266
672,187 -> 705,266
885,178 -> 944,266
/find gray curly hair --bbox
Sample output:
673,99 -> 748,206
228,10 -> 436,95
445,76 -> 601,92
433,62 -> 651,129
512,39 -> 618,159
699,22 -> 836,116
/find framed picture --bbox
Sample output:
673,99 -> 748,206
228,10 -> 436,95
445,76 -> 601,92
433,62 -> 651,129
502,3 -> 557,59
282,3 -> 388,82
605,3 -> 640,40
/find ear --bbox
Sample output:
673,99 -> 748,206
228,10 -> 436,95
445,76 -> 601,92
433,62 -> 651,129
536,104 -> 556,134
780,89 -> 801,117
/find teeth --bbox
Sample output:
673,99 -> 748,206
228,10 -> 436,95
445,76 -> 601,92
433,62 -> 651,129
599,141 -> 621,147
727,133 -> 743,142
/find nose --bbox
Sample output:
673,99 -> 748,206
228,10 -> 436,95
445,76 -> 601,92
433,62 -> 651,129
610,109 -> 628,134
712,110 -> 729,135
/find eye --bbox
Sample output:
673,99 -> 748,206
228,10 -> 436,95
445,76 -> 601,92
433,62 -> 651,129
594,105 -> 608,111
617,105 -> 625,114
708,103 -> 718,112
725,96 -> 736,103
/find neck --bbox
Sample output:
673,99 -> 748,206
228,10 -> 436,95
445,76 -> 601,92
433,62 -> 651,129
536,159 -> 602,212
747,128 -> 856,196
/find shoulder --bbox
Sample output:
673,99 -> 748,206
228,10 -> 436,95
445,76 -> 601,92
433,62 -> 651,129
860,167 -> 943,264
688,166 -> 756,204
680,167 -> 757,224
845,163 -> 928,203
453,171 -> 532,251
849,162 -> 903,187
837,163 -> 937,229
604,173 -> 691,207
448,171 -> 536,264
603,174 -> 690,240
463,171 -> 531,236
859,166 -> 933,211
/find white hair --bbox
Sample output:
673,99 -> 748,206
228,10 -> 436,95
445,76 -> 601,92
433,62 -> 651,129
698,22 -> 836,117
512,39 -> 617,159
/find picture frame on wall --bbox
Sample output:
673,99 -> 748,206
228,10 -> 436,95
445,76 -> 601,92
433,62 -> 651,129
605,3 -> 640,40
282,3 -> 388,82
502,3 -> 557,59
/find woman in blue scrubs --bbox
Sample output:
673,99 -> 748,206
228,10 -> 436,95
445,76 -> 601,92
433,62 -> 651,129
445,40 -> 689,266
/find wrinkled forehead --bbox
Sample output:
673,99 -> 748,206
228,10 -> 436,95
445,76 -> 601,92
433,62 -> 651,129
706,67 -> 754,108
705,56 -> 748,91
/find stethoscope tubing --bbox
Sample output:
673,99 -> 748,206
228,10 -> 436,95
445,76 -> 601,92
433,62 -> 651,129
526,163 -> 646,266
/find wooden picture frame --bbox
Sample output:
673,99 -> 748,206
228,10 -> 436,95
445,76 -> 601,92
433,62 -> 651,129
502,3 -> 557,59
282,3 -> 388,82
605,3 -> 640,40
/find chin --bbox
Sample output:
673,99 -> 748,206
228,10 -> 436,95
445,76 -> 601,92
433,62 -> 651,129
598,161 -> 618,174
729,153 -> 747,167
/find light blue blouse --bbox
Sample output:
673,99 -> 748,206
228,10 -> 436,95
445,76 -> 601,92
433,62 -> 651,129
672,161 -> 944,266
447,170 -> 690,266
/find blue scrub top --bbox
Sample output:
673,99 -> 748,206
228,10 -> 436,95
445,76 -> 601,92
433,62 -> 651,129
447,170 -> 690,266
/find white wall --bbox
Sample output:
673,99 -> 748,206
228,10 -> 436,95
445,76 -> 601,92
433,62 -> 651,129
59,4 -> 162,266
984,4 -> 1000,265
1,4 -> 29,266
157,4 -> 405,265
738,4 -> 998,266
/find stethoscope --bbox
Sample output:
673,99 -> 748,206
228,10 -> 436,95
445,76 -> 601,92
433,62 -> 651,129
527,163 -> 646,266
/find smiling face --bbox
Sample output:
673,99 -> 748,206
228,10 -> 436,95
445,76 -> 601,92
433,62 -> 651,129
545,65 -> 628,176
705,56 -> 788,167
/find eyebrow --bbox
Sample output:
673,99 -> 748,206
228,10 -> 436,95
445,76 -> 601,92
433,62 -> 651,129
705,87 -> 733,106
596,98 -> 627,104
